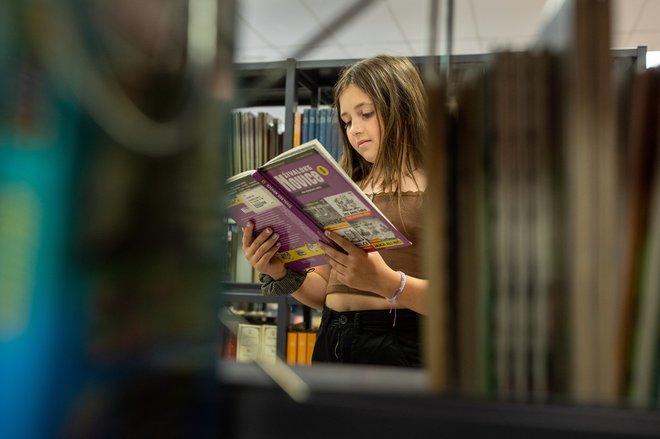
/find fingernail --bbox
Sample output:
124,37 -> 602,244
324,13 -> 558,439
324,230 -> 331,236
265,228 -> 272,234
271,233 -> 279,240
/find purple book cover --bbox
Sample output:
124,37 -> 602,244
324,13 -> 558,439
226,170 -> 328,271
227,140 -> 412,271
258,140 -> 412,252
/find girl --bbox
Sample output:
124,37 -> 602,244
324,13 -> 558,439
242,55 -> 428,367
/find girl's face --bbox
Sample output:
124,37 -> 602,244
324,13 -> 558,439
338,84 -> 382,164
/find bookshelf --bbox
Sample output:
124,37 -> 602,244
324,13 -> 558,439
223,58 -> 364,361
221,282 -> 308,359
402,0 -> 651,412
225,55 -> 452,361
225,46 -> 643,364
221,3 -> 660,435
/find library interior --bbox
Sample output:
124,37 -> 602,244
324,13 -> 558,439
2,0 -> 660,438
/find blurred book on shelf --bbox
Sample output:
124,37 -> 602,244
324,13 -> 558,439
423,0 -> 660,407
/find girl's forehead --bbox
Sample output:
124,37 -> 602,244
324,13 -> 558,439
339,84 -> 373,104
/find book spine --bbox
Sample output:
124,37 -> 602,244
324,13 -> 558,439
236,323 -> 261,362
286,331 -> 298,365
330,109 -> 341,161
305,331 -> 317,365
296,331 -> 307,365
302,109 -> 310,143
318,108 -> 328,148
223,332 -> 237,359
260,324 -> 278,364
293,111 -> 302,147
309,108 -> 317,141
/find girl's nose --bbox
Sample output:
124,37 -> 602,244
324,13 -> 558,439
349,121 -> 362,135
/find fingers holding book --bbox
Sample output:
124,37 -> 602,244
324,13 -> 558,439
242,221 -> 286,280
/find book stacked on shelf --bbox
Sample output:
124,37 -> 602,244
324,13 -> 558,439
293,107 -> 342,161
223,325 -> 318,366
286,330 -> 317,366
221,302 -> 321,366
233,323 -> 277,363
619,67 -> 660,408
230,110 -> 284,175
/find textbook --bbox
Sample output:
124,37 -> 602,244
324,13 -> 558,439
226,139 -> 412,271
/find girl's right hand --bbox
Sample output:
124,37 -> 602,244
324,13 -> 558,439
241,222 -> 287,280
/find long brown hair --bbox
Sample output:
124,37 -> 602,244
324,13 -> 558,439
334,55 -> 427,193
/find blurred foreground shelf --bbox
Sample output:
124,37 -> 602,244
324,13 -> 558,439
217,360 -> 660,439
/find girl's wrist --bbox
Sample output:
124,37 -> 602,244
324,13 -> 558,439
259,268 -> 307,297
379,269 -> 403,299
271,267 -> 287,281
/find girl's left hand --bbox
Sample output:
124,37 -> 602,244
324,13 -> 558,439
319,230 -> 398,297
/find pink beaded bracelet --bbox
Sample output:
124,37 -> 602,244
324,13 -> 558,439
386,271 -> 407,304
386,271 -> 406,326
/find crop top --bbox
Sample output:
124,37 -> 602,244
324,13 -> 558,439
326,191 -> 425,297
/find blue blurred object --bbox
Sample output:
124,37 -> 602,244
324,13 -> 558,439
0,63 -> 87,439
0,1 -> 228,437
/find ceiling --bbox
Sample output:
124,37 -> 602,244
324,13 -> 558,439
234,0 -> 660,64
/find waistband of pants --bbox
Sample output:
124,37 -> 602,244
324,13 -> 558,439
321,307 -> 420,331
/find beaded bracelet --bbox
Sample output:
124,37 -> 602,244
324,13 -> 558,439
386,271 -> 406,326
386,271 -> 407,305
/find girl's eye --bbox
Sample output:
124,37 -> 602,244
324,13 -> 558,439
361,112 -> 374,119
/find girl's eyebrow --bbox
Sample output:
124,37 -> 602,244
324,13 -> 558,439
340,102 -> 373,118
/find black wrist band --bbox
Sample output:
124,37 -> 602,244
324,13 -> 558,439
259,268 -> 307,296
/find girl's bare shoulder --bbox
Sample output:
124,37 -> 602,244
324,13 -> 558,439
400,169 -> 426,193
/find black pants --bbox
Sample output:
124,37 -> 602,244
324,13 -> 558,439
311,307 -> 422,367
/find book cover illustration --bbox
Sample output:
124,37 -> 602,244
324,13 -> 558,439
226,170 -> 327,272
260,141 -> 411,251
227,140 -> 412,271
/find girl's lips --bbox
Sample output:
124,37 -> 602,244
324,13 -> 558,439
358,140 -> 370,147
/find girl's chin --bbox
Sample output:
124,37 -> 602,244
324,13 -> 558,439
358,150 -> 376,164
353,146 -> 376,163
360,154 -> 375,164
